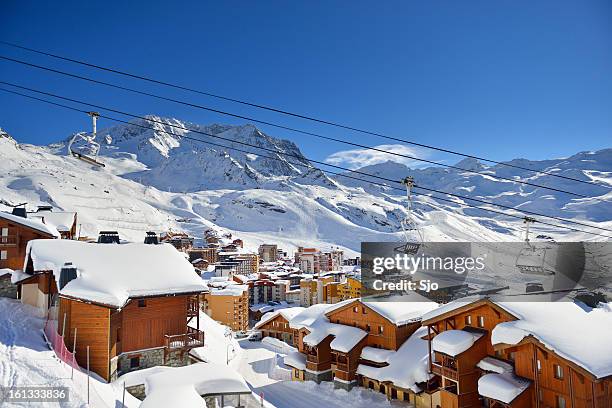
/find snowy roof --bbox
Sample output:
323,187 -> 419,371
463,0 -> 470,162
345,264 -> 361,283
0,268 -> 12,278
356,327 -> 432,392
0,211 -> 60,237
30,211 -> 76,232
360,346 -> 395,363
142,363 -> 250,408
209,285 -> 248,296
284,351 -> 306,371
477,357 -> 514,374
26,240 -> 207,307
254,307 -> 305,329
326,299 -> 437,326
288,301 -> 367,352
423,296 -> 612,378
432,329 -> 484,357
478,373 -> 531,404
493,302 -> 612,379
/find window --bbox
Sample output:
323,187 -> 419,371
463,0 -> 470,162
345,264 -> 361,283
138,299 -> 146,307
464,315 -> 472,325
556,395 -> 566,408
494,350 -> 503,358
365,324 -> 371,332
130,356 -> 140,368
1,228 -> 7,244
554,364 -> 564,380
353,306 -> 358,313
477,316 -> 485,328
362,306 -> 367,314
537,359 -> 542,373
538,389 -> 543,402
378,325 -> 384,334
0,250 -> 6,260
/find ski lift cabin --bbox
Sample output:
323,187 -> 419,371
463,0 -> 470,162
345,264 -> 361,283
68,111 -> 105,167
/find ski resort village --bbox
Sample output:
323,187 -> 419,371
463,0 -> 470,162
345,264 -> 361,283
1,4 -> 612,406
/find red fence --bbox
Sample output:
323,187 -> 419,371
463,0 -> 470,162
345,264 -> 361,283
43,319 -> 117,407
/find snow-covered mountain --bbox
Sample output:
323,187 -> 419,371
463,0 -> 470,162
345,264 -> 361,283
1,118 -> 610,255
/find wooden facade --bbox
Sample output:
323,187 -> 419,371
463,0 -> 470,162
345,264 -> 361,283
257,313 -> 295,344
423,299 -> 612,408
58,294 -> 204,381
0,215 -> 56,270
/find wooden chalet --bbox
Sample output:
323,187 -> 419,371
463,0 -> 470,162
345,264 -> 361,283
253,307 -> 305,344
22,239 -> 208,381
28,206 -> 78,240
0,209 -> 59,270
422,297 -> 612,408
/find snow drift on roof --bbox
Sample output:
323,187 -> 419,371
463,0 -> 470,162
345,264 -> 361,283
478,373 -> 531,404
30,211 -> 75,232
356,327 -> 432,392
477,357 -> 514,374
26,239 -> 207,307
432,329 -> 483,357
493,302 -> 612,379
142,363 -> 250,408
284,351 -> 306,371
0,211 -> 60,237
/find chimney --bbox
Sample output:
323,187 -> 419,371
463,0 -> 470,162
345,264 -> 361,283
11,207 -> 27,218
144,231 -> 159,245
59,262 -> 78,289
98,231 -> 120,244
37,205 -> 53,212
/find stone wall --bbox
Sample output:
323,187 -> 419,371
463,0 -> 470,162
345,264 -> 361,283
0,276 -> 17,299
118,348 -> 165,376
304,369 -> 332,383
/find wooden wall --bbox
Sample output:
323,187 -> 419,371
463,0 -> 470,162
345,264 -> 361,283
120,296 -> 188,352
59,298 -> 110,381
0,219 -> 54,270
327,302 -> 419,350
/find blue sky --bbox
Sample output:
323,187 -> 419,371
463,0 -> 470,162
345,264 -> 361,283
0,0 -> 610,168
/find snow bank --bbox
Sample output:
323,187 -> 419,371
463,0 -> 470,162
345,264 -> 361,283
142,362 -> 250,408
26,240 -> 207,307
493,302 -> 612,379
478,373 -> 531,404
30,211 -> 76,233
360,347 -> 395,363
189,311 -> 241,365
365,301 -> 438,325
432,329 -> 483,357
356,326 -> 431,392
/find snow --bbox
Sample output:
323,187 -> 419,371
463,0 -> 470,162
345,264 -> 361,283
189,311 -> 241,366
208,284 -> 249,296
478,373 -> 531,404
29,211 -> 76,232
141,363 -> 250,408
477,357 -> 514,374
26,239 -> 207,307
0,268 -> 12,278
0,211 -> 60,237
364,301 -> 438,325
0,298 -> 137,408
284,351 -> 307,371
359,346 -> 395,363
356,326 -> 432,392
432,329 -> 483,357
493,302 -> 612,379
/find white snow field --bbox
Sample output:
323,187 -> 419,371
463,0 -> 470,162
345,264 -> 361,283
0,298 -> 139,408
2,123 -> 611,257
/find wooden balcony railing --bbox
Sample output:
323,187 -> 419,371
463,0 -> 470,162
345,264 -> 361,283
432,362 -> 459,380
0,235 -> 18,246
164,327 -> 204,350
306,353 -> 318,363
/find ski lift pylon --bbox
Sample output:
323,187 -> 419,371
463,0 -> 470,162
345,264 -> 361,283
395,176 -> 423,254
515,216 -> 554,275
67,111 -> 105,167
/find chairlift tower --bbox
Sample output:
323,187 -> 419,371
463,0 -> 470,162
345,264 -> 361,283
395,176 -> 423,254
67,111 -> 105,167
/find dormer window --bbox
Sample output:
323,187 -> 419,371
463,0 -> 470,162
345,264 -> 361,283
138,299 -> 146,308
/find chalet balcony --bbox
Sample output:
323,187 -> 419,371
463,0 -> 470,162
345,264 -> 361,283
164,327 -> 204,350
432,362 -> 458,381
0,235 -> 18,246
306,353 -> 318,363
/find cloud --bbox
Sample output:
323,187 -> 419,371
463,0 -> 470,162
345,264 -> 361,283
324,144 -> 428,169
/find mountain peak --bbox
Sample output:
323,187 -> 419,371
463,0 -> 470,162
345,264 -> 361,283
454,157 -> 486,171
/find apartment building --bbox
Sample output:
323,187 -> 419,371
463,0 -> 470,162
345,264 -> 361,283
295,247 -> 321,273
338,277 -> 362,301
203,285 -> 249,332
258,244 -> 278,262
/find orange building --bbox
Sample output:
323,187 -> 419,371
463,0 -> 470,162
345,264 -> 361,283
203,285 -> 249,332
